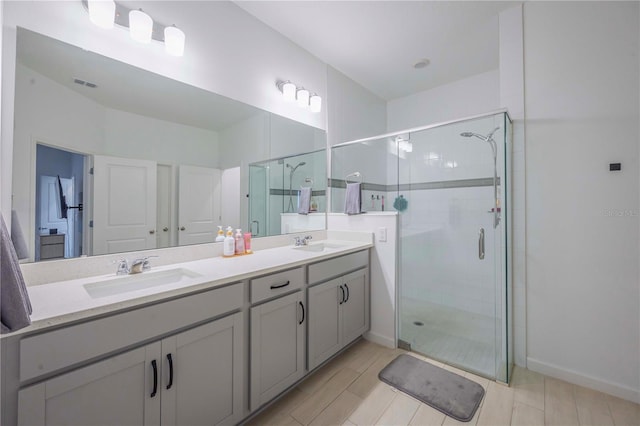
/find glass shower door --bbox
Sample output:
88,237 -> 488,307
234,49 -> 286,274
397,114 -> 505,380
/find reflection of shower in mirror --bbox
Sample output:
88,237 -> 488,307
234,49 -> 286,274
286,162 -> 306,213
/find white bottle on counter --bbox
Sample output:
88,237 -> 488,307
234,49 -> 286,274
223,226 -> 235,257
215,226 -> 225,242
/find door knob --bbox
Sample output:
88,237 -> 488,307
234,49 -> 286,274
180,226 -> 186,231
163,227 -> 169,232
149,230 -> 155,234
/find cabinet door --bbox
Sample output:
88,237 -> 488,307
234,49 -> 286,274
18,343 -> 162,426
250,291 -> 305,411
161,312 -> 244,426
308,277 -> 343,371
341,268 -> 369,345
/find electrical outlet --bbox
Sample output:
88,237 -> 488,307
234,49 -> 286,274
377,227 -> 387,242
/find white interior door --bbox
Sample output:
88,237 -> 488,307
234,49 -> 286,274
157,165 -> 173,249
178,165 -> 221,246
221,167 -> 240,230
93,155 -> 157,255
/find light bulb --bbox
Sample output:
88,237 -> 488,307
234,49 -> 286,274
164,25 -> 185,56
282,82 -> 296,102
296,88 -> 310,108
309,94 -> 322,113
129,9 -> 153,44
88,0 -> 115,29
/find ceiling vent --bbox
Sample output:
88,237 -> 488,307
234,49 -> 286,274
73,78 -> 97,88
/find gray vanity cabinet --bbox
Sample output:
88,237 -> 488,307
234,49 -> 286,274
18,344 -> 159,426
250,290 -> 306,411
308,268 -> 369,371
18,313 -> 243,426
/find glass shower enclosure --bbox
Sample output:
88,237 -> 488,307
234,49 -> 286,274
331,110 -> 513,383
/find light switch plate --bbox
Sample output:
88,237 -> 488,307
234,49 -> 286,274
377,227 -> 387,242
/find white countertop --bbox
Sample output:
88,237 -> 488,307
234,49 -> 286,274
8,238 -> 372,338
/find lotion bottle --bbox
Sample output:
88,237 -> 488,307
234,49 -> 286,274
223,226 -> 235,257
234,229 -> 245,255
215,226 -> 225,242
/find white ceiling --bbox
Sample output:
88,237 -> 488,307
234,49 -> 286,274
236,1 -> 517,100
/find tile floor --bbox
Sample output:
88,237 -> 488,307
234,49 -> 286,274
245,339 -> 640,426
399,298 -> 496,378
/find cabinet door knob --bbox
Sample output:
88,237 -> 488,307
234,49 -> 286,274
150,359 -> 158,398
180,226 -> 186,231
166,353 -> 174,390
149,230 -> 155,235
163,227 -> 169,232
339,285 -> 345,305
344,283 -> 350,303
299,301 -> 305,325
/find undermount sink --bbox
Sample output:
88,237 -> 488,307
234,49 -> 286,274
84,268 -> 202,299
293,242 -> 346,252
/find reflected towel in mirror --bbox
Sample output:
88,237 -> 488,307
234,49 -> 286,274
1,214 -> 32,333
298,187 -> 312,215
344,183 -> 362,215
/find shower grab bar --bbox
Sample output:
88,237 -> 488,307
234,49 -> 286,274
478,228 -> 485,260
345,172 -> 362,184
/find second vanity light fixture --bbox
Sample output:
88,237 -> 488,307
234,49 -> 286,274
85,0 -> 185,57
277,80 -> 322,113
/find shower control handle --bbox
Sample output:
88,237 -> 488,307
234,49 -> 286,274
478,228 -> 485,260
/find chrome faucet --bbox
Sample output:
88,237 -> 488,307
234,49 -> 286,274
130,256 -> 159,274
293,235 -> 313,246
115,259 -> 129,275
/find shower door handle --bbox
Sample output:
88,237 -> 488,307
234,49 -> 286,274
478,228 -> 485,260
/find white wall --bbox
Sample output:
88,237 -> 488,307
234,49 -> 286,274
327,66 -> 387,146
328,213 -> 398,348
524,2 -> 639,402
387,69 -> 500,132
499,5 -> 526,368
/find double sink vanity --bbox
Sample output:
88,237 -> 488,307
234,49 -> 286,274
5,233 -> 373,425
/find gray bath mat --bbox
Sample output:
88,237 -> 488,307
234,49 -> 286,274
378,354 -> 485,422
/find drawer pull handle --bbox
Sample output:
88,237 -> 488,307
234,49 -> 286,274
166,353 -> 174,390
270,280 -> 290,290
339,285 -> 345,305
151,359 -> 158,398
299,301 -> 305,325
344,283 -> 350,303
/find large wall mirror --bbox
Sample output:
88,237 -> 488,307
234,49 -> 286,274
11,28 -> 327,263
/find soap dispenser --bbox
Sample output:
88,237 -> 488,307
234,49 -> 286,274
234,229 -> 245,255
223,226 -> 235,257
215,226 -> 225,242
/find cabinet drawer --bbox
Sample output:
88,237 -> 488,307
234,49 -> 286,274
41,234 -> 65,245
308,250 -> 368,284
251,267 -> 304,304
40,244 -> 64,260
20,282 -> 243,382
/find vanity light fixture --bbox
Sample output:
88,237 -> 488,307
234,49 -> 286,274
276,80 -> 321,113
82,0 -> 186,57
276,80 -> 297,102
129,9 -> 153,44
87,0 -> 115,29
164,25 -> 185,56
309,94 -> 322,113
296,88 -> 310,108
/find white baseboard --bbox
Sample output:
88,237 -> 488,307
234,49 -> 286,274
527,357 -> 640,404
364,331 -> 395,349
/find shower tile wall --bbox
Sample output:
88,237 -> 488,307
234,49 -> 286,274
399,186 -> 496,318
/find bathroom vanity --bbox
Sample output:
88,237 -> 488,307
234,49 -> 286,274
3,236 -> 372,425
